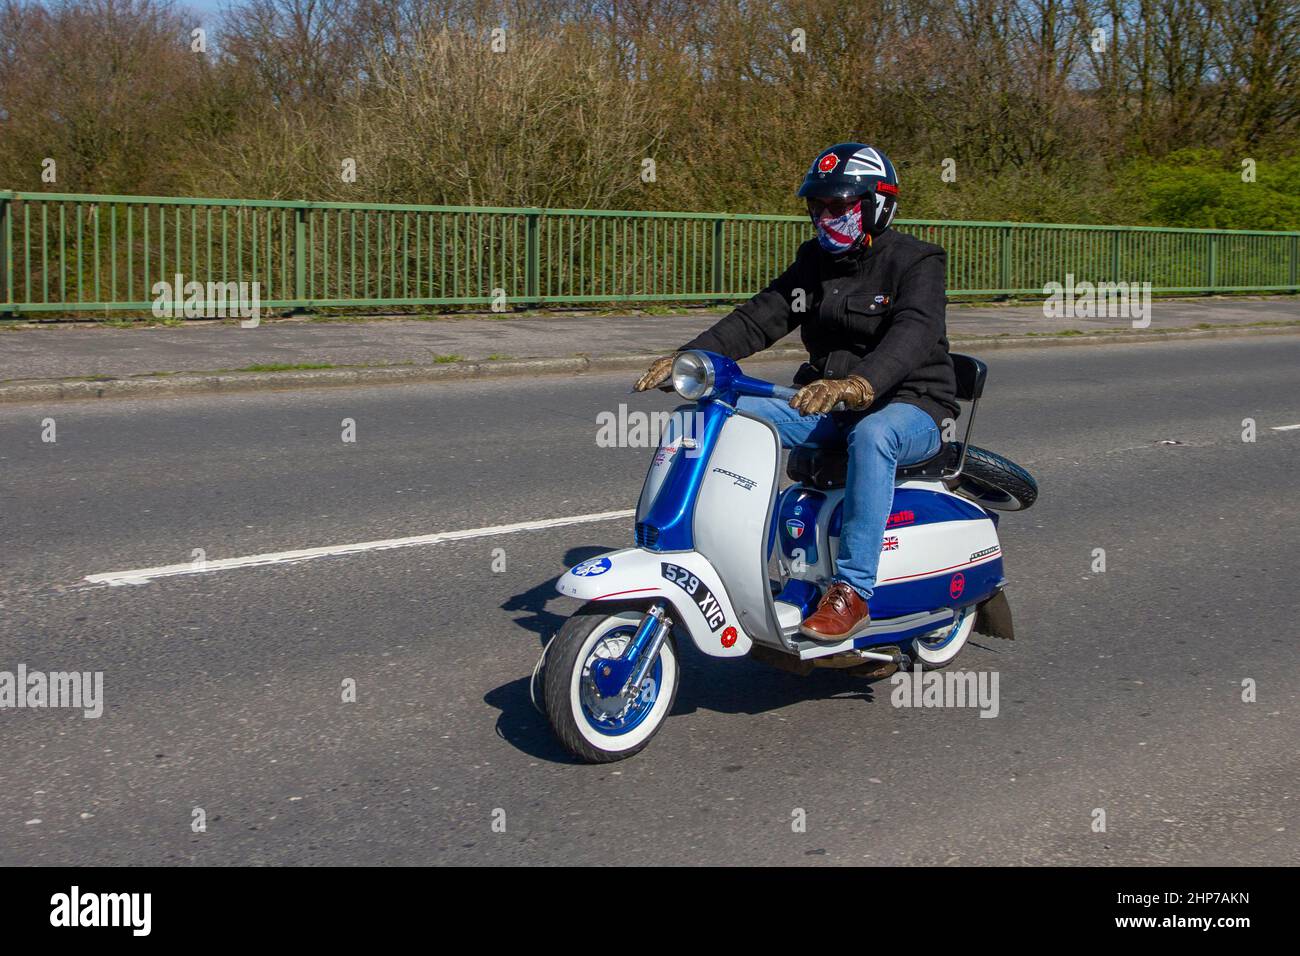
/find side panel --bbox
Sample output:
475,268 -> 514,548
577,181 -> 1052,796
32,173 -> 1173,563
826,480 -> 1002,617
555,548 -> 753,657
692,413 -> 784,646
869,556 -> 1004,618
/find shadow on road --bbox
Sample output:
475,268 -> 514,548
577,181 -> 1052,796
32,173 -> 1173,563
500,545 -> 616,646
671,643 -> 883,716
484,677 -> 586,763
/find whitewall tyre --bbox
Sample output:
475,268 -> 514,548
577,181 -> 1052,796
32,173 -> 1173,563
541,604 -> 679,763
911,605 -> 976,669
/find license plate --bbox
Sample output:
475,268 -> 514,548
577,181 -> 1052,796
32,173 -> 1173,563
660,562 -> 727,631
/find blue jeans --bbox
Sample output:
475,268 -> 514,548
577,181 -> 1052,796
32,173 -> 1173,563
737,397 -> 941,601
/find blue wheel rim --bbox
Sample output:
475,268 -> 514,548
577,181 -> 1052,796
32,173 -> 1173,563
917,607 -> 970,652
579,625 -> 665,737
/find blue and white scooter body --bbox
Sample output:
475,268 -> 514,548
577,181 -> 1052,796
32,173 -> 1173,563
542,349 -> 1026,762
557,351 -> 1004,660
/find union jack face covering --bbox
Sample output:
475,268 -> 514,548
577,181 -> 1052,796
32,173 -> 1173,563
810,198 -> 867,254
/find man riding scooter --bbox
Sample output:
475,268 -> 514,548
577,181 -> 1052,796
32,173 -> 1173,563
634,143 -> 959,643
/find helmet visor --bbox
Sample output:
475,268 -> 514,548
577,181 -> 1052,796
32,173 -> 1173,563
797,179 -> 873,199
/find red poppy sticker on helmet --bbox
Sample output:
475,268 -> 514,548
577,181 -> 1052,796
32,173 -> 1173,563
817,153 -> 839,173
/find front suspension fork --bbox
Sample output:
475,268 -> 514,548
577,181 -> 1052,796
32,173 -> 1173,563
591,602 -> 672,701
626,604 -> 672,695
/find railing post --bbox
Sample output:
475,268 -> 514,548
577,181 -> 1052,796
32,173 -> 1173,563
1290,235 -> 1298,293
711,216 -> 725,298
293,201 -> 307,312
1111,229 -> 1121,282
526,208 -> 540,305
0,191 -> 13,318
998,224 -> 1012,297
1207,233 -> 1218,293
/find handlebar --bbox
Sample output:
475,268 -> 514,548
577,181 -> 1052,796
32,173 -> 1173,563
647,351 -> 847,411
758,382 -> 847,413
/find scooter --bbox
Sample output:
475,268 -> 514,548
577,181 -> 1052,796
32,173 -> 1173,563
532,349 -> 1038,762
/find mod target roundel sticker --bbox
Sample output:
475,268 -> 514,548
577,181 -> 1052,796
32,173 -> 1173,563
571,557 -> 612,577
949,572 -> 965,599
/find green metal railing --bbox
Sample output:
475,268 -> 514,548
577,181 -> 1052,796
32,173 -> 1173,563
2,190 -> 1298,316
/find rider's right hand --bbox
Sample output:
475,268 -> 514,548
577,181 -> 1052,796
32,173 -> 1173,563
633,354 -> 676,392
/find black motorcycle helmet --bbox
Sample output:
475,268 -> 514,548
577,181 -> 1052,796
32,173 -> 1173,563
798,143 -> 900,237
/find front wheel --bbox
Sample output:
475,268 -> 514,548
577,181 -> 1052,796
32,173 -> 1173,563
540,603 -> 679,763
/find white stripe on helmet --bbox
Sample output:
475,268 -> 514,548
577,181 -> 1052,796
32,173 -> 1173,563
844,147 -> 887,177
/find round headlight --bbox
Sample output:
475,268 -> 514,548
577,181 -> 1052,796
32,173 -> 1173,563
671,351 -> 715,400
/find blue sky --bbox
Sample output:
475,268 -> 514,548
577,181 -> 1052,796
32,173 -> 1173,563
177,0 -> 228,18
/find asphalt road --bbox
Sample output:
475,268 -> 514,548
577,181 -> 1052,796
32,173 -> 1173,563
1,336 -> 1297,865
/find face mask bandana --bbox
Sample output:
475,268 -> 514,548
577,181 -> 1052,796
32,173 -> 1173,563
812,199 -> 866,254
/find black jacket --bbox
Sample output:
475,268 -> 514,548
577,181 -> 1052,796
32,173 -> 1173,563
681,228 -> 959,426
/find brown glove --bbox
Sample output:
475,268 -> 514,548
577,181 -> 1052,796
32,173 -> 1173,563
789,374 -> 875,415
633,354 -> 676,392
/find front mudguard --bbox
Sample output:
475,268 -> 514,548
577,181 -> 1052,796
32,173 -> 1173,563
555,548 -> 753,657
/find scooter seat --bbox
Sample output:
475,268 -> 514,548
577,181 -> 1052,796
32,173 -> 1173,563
787,442 -> 962,490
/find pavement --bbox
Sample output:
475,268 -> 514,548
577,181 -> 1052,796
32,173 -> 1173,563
1,335 -> 1297,865
0,297 -> 1296,404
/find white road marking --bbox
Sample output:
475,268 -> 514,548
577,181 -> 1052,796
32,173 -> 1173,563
84,509 -> 636,586
1271,423 -> 1300,431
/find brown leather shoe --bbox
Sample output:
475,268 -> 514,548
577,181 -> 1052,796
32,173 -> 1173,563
799,582 -> 871,642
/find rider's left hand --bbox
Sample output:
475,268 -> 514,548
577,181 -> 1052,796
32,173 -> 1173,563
789,374 -> 875,415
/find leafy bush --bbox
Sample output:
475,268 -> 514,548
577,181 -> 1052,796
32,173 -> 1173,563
1125,150 -> 1300,231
